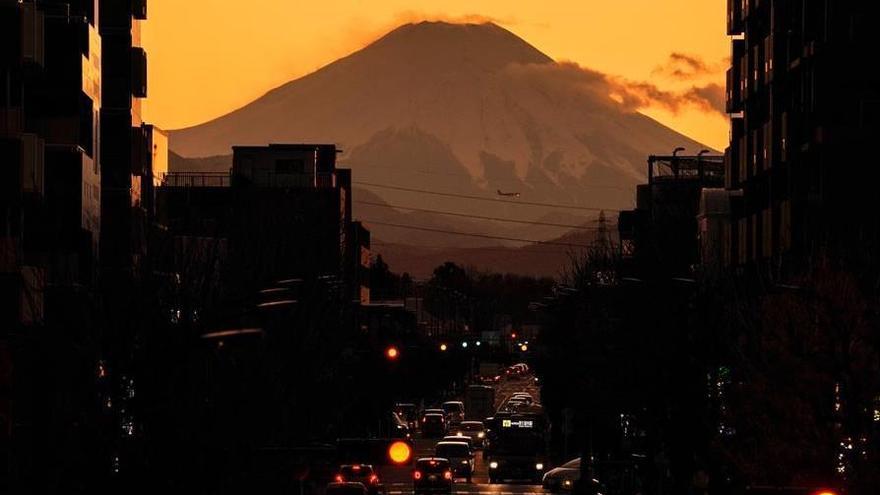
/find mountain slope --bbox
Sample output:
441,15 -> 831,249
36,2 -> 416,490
169,21 -> 706,253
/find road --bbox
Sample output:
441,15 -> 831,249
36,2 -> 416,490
380,373 -> 545,495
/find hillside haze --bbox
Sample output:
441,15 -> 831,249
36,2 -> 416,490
169,21 -> 707,270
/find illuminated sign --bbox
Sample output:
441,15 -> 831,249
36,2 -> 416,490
501,419 -> 534,428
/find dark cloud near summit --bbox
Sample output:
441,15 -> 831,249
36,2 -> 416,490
506,61 -> 727,117
652,52 -> 726,81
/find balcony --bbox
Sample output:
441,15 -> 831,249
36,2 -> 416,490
161,172 -> 230,188
647,155 -> 725,186
131,46 -> 147,98
22,134 -> 45,196
132,0 -> 147,20
727,0 -> 743,35
21,2 -> 45,67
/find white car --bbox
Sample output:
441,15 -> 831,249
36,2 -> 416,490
541,458 -> 580,492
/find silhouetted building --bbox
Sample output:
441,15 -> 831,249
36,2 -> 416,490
697,188 -> 738,270
725,0 -> 879,270
618,154 -> 724,280
1,1 -> 108,491
158,143 -> 371,323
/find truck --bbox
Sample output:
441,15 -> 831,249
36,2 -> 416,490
464,385 -> 496,421
484,409 -> 549,484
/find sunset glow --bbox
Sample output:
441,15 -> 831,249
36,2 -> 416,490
142,0 -> 729,149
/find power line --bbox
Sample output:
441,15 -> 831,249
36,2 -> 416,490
370,240 -> 575,255
350,163 -> 633,191
353,181 -> 622,212
354,200 -> 601,230
362,220 -> 592,248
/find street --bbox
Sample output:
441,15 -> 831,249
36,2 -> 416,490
378,374 -> 546,495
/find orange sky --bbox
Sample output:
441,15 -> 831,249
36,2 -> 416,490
142,0 -> 730,149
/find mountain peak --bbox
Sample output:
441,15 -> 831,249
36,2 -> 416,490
362,20 -> 553,70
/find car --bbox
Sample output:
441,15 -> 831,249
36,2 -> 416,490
453,421 -> 486,448
542,458 -> 581,492
326,482 -> 369,495
391,412 -> 411,438
395,403 -> 418,429
441,401 -> 465,426
421,413 -> 446,438
334,464 -> 384,495
442,435 -> 474,451
413,457 -> 453,495
434,441 -> 474,483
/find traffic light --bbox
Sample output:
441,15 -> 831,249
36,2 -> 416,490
385,346 -> 399,360
337,438 -> 414,466
387,440 -> 412,465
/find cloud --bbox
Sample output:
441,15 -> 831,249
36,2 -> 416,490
683,84 -> 726,115
389,11 -> 517,27
505,61 -> 727,117
652,52 -> 727,81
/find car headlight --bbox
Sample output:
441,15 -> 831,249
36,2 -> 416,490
477,432 -> 485,438
535,463 -> 544,470
489,462 -> 498,469
461,460 -> 468,464
563,480 -> 573,487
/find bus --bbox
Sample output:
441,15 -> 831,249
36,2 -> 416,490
484,410 -> 549,484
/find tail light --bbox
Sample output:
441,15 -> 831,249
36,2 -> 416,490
334,475 -> 344,482
369,474 -> 379,484
413,470 -> 422,480
443,471 -> 453,480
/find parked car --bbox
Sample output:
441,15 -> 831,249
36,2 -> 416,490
542,458 -> 581,492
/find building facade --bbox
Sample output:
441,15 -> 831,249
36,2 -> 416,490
158,143 -> 371,324
618,154 -> 724,280
1,1 -> 110,490
725,0 -> 879,271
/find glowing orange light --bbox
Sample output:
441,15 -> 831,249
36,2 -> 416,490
439,343 -> 448,351
413,470 -> 422,480
813,491 -> 837,495
386,346 -> 399,360
443,470 -> 453,480
334,475 -> 344,482
388,440 -> 412,464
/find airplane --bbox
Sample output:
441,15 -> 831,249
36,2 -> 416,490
497,189 -> 521,198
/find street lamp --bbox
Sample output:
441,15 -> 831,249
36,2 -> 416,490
461,341 -> 468,349
439,343 -> 448,352
475,341 -> 481,347
520,344 -> 529,352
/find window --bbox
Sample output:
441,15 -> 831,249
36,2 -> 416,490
276,158 -> 305,174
